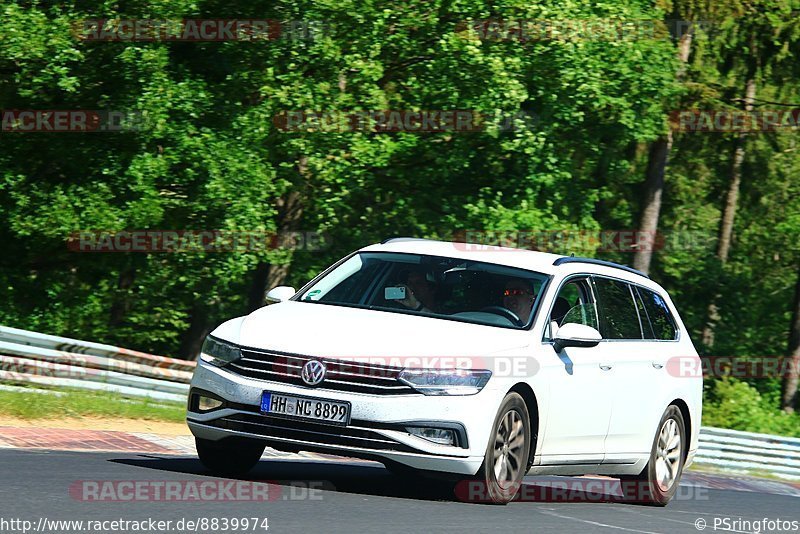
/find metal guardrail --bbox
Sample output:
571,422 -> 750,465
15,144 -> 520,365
1,325 -> 799,479
694,427 -> 800,480
0,325 -> 193,403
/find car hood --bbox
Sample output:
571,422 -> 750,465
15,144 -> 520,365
227,300 -> 530,360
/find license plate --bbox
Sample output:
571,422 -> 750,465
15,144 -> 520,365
260,391 -> 351,426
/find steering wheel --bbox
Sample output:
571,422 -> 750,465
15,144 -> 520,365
479,306 -> 523,326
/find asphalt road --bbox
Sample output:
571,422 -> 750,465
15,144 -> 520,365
0,448 -> 798,534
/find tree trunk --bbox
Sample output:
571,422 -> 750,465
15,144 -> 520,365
109,266 -> 135,326
247,261 -> 271,311
246,161 -> 307,312
716,80 -> 756,263
781,266 -> 800,412
247,261 -> 294,311
702,76 -> 757,347
633,132 -> 671,274
632,28 -> 693,274
178,304 -> 211,360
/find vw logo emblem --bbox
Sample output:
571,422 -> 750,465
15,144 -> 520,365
301,360 -> 326,386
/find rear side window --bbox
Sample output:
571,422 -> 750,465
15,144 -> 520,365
633,288 -> 655,338
592,277 -> 642,340
638,288 -> 678,340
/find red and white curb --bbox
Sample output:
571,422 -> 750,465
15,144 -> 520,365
0,426 -> 365,464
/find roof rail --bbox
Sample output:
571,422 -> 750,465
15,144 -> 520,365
552,257 -> 649,279
380,237 -> 431,244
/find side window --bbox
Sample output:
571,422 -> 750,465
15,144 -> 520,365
592,277 -> 642,340
638,288 -> 678,340
544,278 -> 598,340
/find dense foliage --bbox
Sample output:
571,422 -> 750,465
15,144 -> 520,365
1,1 -> 799,431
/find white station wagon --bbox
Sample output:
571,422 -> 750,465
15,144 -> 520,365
187,238 -> 702,505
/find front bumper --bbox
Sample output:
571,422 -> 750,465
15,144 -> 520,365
186,359 -> 499,475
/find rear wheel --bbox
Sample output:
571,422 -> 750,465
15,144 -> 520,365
621,405 -> 685,506
196,437 -> 266,476
472,392 -> 530,504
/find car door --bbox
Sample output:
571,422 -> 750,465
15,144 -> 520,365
538,277 -> 613,466
592,277 -> 668,465
614,285 -> 681,455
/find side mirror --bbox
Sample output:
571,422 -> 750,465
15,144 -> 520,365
265,286 -> 296,303
553,323 -> 602,353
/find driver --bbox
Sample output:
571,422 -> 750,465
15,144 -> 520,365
503,279 -> 536,325
398,268 -> 439,313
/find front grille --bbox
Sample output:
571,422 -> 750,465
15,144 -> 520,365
207,413 -> 419,453
226,348 -> 417,395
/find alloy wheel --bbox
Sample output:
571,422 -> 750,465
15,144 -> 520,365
654,418 -> 682,491
492,409 -> 526,488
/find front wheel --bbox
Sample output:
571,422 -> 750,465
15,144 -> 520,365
196,437 -> 266,476
621,405 -> 685,506
472,392 -> 530,504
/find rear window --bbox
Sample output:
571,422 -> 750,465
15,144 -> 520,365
592,277 -> 642,340
637,287 -> 678,340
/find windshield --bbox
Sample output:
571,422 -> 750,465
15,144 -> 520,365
297,252 -> 548,329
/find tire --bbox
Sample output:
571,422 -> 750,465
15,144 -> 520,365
196,437 -> 266,476
472,392 -> 531,505
621,405 -> 686,506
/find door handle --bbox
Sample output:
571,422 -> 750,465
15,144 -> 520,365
652,362 -> 664,369
599,364 -> 612,371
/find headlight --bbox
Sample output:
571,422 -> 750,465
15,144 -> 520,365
199,335 -> 241,367
406,426 -> 457,446
398,368 -> 491,396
